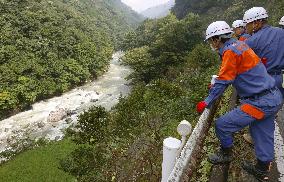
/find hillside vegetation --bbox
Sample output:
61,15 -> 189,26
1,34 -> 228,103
0,0 -> 142,120
60,13 -> 220,181
173,0 -> 283,25
60,1 -> 284,181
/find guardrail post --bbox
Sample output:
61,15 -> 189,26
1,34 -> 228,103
161,137 -> 181,182
161,120 -> 192,182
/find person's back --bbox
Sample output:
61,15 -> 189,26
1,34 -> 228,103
246,25 -> 284,74
207,38 -> 275,105
244,7 -> 284,96
223,39 -> 275,97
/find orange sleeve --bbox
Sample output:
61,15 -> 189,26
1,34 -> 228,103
218,50 -> 238,81
238,48 -> 260,74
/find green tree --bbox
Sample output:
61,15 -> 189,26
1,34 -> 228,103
0,0 -> 142,119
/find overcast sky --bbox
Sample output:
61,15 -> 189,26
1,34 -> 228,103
121,0 -> 170,12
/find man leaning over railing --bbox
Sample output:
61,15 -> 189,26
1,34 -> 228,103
196,21 -> 283,182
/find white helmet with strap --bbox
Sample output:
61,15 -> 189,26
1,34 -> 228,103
243,7 -> 268,24
232,20 -> 244,28
205,21 -> 233,40
280,16 -> 284,26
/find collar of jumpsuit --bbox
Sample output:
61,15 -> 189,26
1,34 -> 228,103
218,38 -> 236,56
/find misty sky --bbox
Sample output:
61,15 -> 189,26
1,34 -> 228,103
121,0 -> 171,12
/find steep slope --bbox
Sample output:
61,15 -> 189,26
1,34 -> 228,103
64,0 -> 143,47
141,0 -> 175,19
0,0 -> 142,119
173,0 -> 284,25
172,0 -> 233,19
108,0 -> 144,26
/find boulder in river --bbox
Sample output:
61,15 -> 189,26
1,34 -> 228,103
66,109 -> 77,116
37,122 -> 45,128
47,108 -> 67,123
90,98 -> 98,102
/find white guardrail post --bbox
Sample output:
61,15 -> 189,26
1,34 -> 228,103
161,120 -> 192,182
167,109 -> 211,182
162,75 -> 218,182
161,137 -> 181,182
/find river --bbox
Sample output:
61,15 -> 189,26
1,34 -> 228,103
0,52 -> 131,153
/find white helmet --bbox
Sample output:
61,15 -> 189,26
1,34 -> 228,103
205,21 -> 233,40
280,16 -> 284,26
232,20 -> 244,28
243,7 -> 268,24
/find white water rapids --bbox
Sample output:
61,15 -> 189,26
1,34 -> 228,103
0,52 -> 131,153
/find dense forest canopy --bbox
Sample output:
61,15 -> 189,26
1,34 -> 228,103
173,0 -> 284,25
0,0 -> 142,119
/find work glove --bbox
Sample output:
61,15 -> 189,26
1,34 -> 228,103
261,58 -> 267,67
196,101 -> 207,114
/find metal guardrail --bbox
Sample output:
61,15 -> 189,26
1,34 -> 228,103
209,88 -> 238,182
167,99 -> 221,182
166,89 -> 284,182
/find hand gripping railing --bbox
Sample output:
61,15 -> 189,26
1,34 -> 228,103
164,85 -> 238,182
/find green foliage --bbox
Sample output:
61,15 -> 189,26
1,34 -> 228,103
121,46 -> 156,82
60,145 -> 113,181
120,14 -> 178,50
72,106 -> 111,145
173,0 -> 284,26
62,12 -> 221,180
184,43 -> 220,70
122,14 -> 205,83
0,0 -> 142,119
0,91 -> 17,111
0,139 -> 76,182
149,14 -> 202,56
173,0 -> 234,19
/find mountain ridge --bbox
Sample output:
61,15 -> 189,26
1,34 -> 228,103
140,0 -> 175,19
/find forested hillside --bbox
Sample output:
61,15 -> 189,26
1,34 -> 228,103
0,0 -> 142,120
61,13 -> 220,181
172,0 -> 233,19
173,0 -> 284,25
60,0 -> 284,181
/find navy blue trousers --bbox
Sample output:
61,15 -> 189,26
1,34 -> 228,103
215,88 -> 283,162
271,74 -> 284,98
